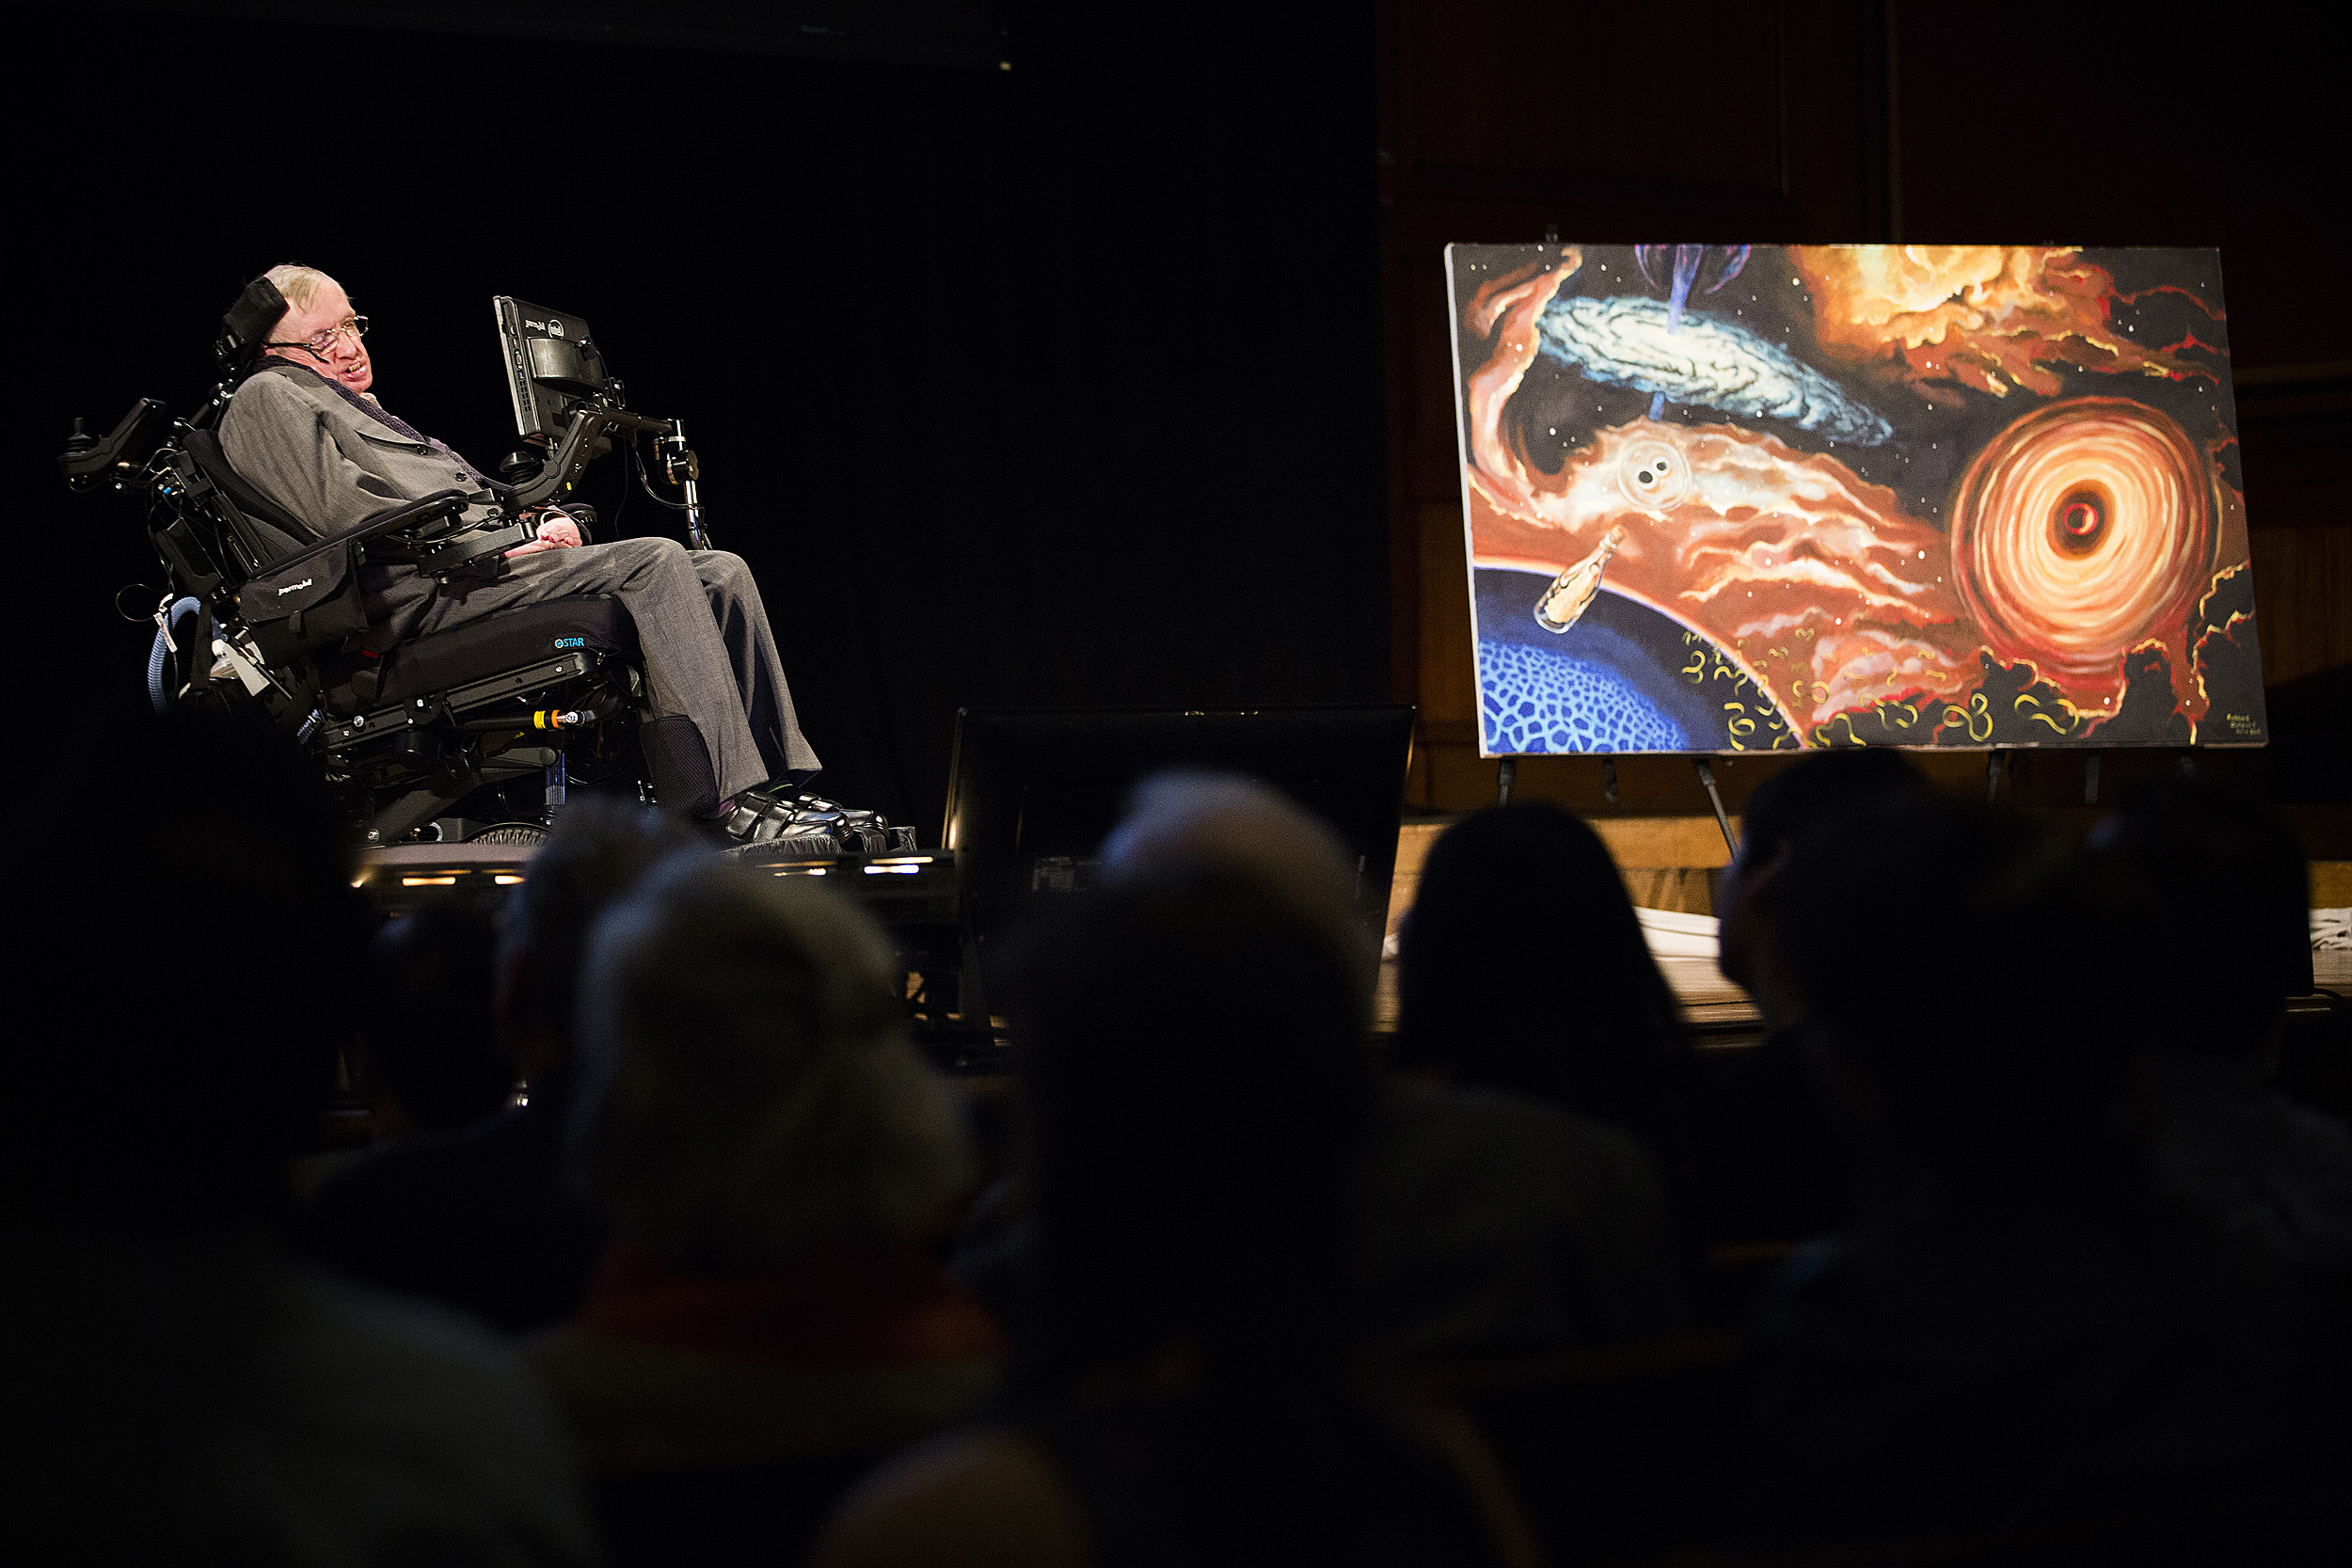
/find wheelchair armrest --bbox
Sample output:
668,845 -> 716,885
403,520 -> 536,576
348,488 -> 474,542
263,489 -> 472,577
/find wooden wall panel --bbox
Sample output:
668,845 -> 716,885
1415,499 -> 1477,734
1397,4 -> 1788,194
2249,522 -> 2352,689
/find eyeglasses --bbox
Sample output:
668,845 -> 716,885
264,315 -> 369,358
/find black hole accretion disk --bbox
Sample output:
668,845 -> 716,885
1947,397 -> 2217,684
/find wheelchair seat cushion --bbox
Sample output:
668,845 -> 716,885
371,594 -> 638,706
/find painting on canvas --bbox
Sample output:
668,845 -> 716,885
1448,244 -> 2264,753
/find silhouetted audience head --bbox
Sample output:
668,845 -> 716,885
298,799 -> 697,1335
580,853 -> 970,1268
1718,749 -> 1927,1017
0,709 -> 371,1225
820,875 -> 1510,1568
1014,869 -> 1372,1386
496,795 -> 700,1090
360,895 -> 512,1137
1395,801 -> 1688,1160
1771,789 -> 2104,1177
1100,770 -> 1374,1008
2089,775 -> 2311,1060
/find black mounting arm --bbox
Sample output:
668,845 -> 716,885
504,404 -> 676,513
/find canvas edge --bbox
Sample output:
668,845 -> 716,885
2191,247 -> 2272,751
1441,242 -> 1502,760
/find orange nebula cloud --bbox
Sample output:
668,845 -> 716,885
1949,397 -> 2232,721
1789,245 -> 2209,399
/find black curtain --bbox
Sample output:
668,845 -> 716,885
14,5 -> 1387,836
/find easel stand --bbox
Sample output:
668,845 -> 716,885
1693,759 -> 1739,860
1494,756 -> 1738,862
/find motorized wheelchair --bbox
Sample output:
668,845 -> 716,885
60,282 -> 890,852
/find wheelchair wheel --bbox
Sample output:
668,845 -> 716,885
467,823 -> 548,847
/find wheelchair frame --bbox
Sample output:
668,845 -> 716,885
64,368 -> 710,846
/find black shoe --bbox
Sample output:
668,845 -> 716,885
753,788 -> 914,854
711,795 -> 837,856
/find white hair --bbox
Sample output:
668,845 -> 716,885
1100,770 -> 1375,1010
261,262 -> 341,312
578,853 -> 971,1269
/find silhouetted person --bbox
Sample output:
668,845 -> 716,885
1396,803 -> 1688,1149
305,796 -> 699,1331
1738,789 -> 2348,1555
1707,749 -> 1928,1244
1371,801 -> 1689,1354
1096,770 -> 1379,997
0,709 -> 594,1563
354,894 -> 514,1140
818,873 -> 1531,1568
1715,749 -> 1926,1033
2091,776 -> 2352,1295
954,771 -> 1380,1352
532,851 -> 1001,1565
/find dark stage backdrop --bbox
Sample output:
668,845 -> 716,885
14,6 -> 1388,837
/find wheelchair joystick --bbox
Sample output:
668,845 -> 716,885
59,399 -> 169,491
499,447 -> 547,485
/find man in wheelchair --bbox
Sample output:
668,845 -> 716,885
196,263 -> 850,847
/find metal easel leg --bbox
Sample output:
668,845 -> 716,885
1694,758 -> 1738,859
1497,756 -> 1518,806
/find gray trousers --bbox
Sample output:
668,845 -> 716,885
368,538 -> 819,800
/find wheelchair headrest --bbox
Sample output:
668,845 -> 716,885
215,277 -> 288,380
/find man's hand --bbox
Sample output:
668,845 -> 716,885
505,507 -> 585,559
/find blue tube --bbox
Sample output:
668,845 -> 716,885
147,628 -> 168,712
148,597 -> 203,712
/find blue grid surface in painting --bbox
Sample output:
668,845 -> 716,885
1478,639 -> 1686,753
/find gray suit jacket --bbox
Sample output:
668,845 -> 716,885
218,360 -> 503,543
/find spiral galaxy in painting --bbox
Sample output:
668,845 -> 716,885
1536,295 -> 1894,446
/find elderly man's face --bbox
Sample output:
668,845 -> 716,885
268,280 -> 373,393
